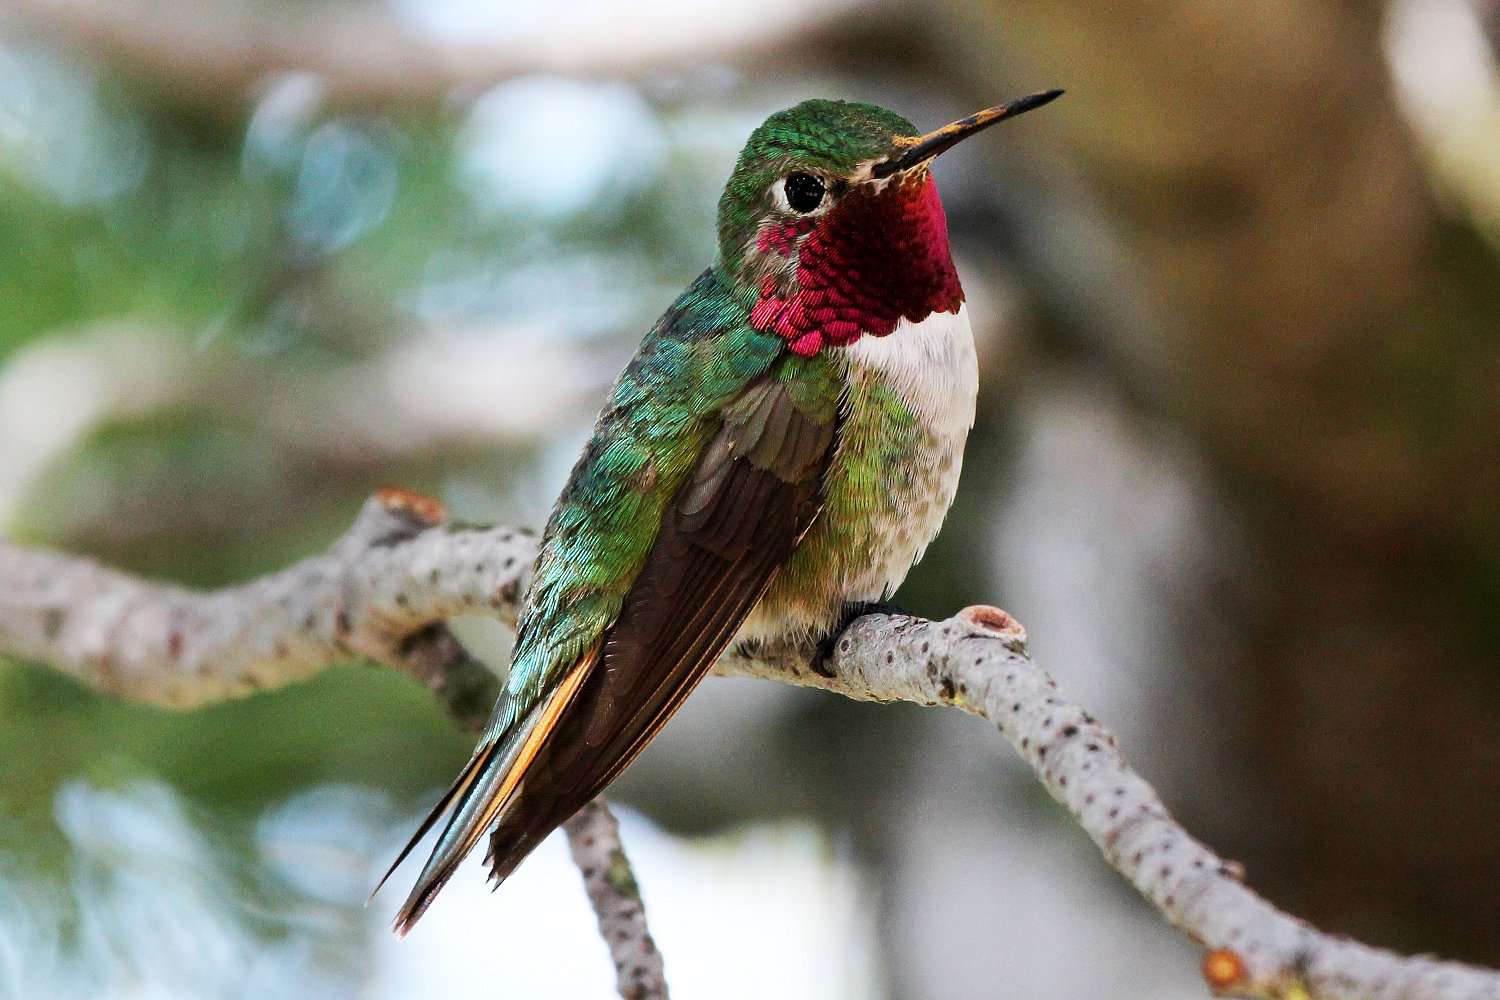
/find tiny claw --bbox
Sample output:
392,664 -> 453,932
814,600 -> 908,675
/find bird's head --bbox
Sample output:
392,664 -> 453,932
716,91 -> 1062,356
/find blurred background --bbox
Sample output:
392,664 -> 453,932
1,0 -> 1499,996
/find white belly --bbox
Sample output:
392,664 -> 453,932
738,304 -> 978,643
843,304 -> 978,599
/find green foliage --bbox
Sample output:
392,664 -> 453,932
0,654 -> 471,850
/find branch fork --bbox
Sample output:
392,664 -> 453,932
3,489 -> 1497,1000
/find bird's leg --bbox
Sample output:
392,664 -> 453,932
812,600 -> 910,677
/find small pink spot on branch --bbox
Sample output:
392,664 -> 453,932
959,605 -> 1026,643
375,487 -> 448,527
1202,948 -> 1246,993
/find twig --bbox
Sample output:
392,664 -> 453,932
564,801 -> 668,1000
2,489 -> 1497,999
0,489 -> 533,707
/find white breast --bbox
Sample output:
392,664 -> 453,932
845,305 -> 978,440
844,304 -> 978,597
735,305 -> 978,643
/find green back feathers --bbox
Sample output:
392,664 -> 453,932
715,100 -> 917,273
500,270 -> 816,722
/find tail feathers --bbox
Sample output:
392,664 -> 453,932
371,737 -> 498,908
484,786 -> 565,888
389,729 -> 515,935
380,650 -> 596,936
482,628 -> 729,888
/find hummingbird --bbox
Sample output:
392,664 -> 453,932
379,89 -> 1063,932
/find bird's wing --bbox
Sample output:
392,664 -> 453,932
381,273 -> 842,932
480,370 -> 837,886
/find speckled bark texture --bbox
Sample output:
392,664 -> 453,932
564,800 -> 669,1000
0,489 -> 536,706
0,489 -> 665,1000
722,611 -> 1500,1000
2,489 -> 1497,999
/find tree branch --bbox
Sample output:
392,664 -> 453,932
564,800 -> 669,1000
2,489 -> 1497,999
0,488 -> 666,1000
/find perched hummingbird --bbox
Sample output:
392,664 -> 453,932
380,90 -> 1063,932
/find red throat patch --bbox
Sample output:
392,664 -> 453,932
750,175 -> 964,356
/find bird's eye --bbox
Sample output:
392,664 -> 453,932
783,172 -> 826,213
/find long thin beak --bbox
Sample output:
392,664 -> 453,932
870,89 -> 1063,179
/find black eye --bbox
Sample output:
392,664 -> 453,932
784,172 -> 826,213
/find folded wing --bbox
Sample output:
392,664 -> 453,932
385,367 -> 838,933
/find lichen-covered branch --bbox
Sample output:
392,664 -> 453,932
0,488 -> 665,1000
0,488 -> 534,707
724,613 -> 1500,1000
564,800 -> 669,1000
2,489 -> 1497,999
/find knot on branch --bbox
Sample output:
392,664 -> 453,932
346,487 -> 449,553
1203,948 -> 1247,994
958,604 -> 1027,651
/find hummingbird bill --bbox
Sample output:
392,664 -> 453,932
379,89 -> 1063,932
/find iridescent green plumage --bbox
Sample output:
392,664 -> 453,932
385,264 -> 844,928
504,270 -> 793,715
718,100 -> 916,276
383,91 -> 1062,932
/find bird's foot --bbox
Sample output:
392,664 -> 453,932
812,600 -> 910,677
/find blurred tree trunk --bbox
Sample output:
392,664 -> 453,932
934,0 -> 1500,961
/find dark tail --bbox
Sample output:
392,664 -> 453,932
375,651 -> 595,935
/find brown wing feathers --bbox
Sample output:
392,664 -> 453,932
483,377 -> 836,885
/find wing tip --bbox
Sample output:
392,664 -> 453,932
381,862 -> 441,936
367,851 -> 406,909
